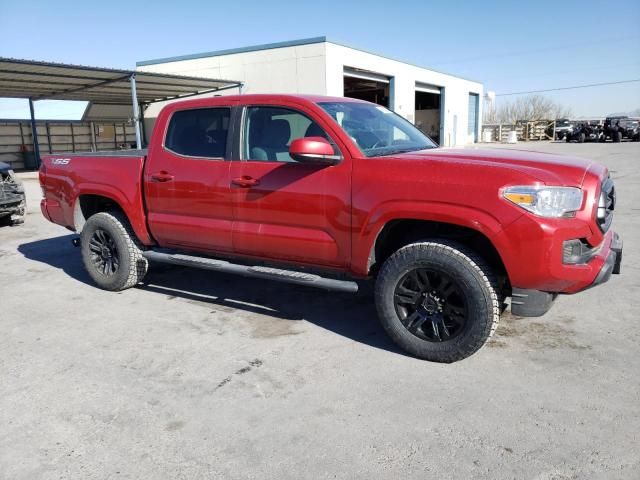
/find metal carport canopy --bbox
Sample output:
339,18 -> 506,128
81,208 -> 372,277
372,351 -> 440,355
0,57 -> 242,158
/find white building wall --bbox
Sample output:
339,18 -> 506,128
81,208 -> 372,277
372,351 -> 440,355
137,40 -> 482,146
138,43 -> 327,124
325,43 -> 483,146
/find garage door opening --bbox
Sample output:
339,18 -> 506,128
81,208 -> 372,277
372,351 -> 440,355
415,84 -> 442,145
343,68 -> 390,107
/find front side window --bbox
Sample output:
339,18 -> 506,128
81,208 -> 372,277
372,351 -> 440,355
318,102 -> 436,157
242,106 -> 331,162
165,107 -> 230,158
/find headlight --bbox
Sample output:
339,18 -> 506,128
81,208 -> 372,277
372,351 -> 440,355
502,186 -> 583,218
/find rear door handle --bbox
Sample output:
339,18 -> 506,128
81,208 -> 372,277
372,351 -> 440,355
232,176 -> 260,188
150,171 -> 174,182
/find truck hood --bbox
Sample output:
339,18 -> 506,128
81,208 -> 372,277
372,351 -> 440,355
393,147 -> 594,186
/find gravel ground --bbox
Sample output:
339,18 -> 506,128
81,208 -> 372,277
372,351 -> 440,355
1,141 -> 638,479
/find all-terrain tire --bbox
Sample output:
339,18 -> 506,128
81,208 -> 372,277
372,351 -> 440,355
80,211 -> 148,291
374,240 -> 501,363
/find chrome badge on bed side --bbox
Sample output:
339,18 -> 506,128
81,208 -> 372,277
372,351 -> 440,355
51,158 -> 71,165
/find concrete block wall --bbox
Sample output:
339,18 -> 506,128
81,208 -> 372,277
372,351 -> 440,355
0,121 -> 136,170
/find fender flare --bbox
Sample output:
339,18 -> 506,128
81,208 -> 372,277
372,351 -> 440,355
73,182 -> 154,245
355,200 -> 510,276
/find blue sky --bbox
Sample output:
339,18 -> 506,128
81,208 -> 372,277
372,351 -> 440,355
1,0 -> 639,119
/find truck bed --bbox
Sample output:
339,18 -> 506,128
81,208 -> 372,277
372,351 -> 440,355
40,150 -> 152,244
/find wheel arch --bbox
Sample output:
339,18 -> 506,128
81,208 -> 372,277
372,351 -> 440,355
73,184 -> 153,245
367,218 -> 510,293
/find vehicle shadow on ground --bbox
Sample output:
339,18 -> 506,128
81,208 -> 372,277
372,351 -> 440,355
18,234 -> 406,358
18,233 -> 93,284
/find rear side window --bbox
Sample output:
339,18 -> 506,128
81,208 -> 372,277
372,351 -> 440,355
165,108 -> 230,158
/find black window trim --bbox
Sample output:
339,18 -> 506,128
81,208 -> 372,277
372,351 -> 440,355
162,106 -> 233,161
237,104 -> 341,163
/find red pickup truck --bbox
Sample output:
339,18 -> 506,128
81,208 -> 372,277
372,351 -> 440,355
39,94 -> 622,362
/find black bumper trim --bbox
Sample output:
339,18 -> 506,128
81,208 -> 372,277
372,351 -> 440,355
591,251 -> 616,287
510,288 -> 557,317
588,232 -> 622,288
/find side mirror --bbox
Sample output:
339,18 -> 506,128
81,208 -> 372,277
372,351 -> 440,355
289,137 -> 341,165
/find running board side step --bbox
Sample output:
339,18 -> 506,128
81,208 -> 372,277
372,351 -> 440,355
142,250 -> 359,293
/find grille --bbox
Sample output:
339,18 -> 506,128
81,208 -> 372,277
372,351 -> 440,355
597,177 -> 615,232
1,171 -> 22,202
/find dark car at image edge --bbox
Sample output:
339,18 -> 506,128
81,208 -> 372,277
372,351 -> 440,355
0,161 -> 25,226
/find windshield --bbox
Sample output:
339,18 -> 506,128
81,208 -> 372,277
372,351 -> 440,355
318,101 -> 437,157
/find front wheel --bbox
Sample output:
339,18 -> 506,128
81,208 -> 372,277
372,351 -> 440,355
80,211 -> 148,291
374,241 -> 500,362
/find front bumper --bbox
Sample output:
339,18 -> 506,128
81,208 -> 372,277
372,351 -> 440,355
511,231 -> 622,317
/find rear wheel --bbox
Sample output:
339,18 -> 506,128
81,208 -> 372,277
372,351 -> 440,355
374,240 -> 500,363
80,211 -> 148,291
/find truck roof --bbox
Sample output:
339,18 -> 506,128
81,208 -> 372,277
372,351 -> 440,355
167,93 -> 367,110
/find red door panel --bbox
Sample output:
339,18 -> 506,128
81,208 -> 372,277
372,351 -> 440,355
228,102 -> 352,268
145,153 -> 233,252
229,160 -> 350,267
144,105 -> 235,252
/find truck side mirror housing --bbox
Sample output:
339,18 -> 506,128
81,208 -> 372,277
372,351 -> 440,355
289,137 -> 341,165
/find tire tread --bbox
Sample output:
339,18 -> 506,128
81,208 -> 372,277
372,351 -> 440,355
374,240 -> 501,362
81,211 -> 148,291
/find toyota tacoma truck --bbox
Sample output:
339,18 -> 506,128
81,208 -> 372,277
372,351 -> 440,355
39,94 -> 622,362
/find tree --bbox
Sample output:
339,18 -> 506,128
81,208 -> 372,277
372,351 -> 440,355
484,94 -> 572,124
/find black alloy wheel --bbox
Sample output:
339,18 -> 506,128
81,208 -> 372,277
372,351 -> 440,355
394,268 -> 467,342
88,228 -> 120,276
374,240 -> 500,362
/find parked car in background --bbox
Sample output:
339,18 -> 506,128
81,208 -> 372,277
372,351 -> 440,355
0,161 -> 25,226
39,94 -> 623,363
551,118 -> 575,140
602,116 -> 627,142
565,123 -> 601,143
619,118 -> 639,141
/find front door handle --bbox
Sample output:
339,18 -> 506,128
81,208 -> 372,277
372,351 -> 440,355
150,171 -> 174,182
232,176 -> 260,188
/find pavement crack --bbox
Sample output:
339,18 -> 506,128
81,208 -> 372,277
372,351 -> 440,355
214,359 -> 263,391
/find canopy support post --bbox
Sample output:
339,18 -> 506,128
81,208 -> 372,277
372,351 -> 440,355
129,74 -> 142,149
28,98 -> 41,168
